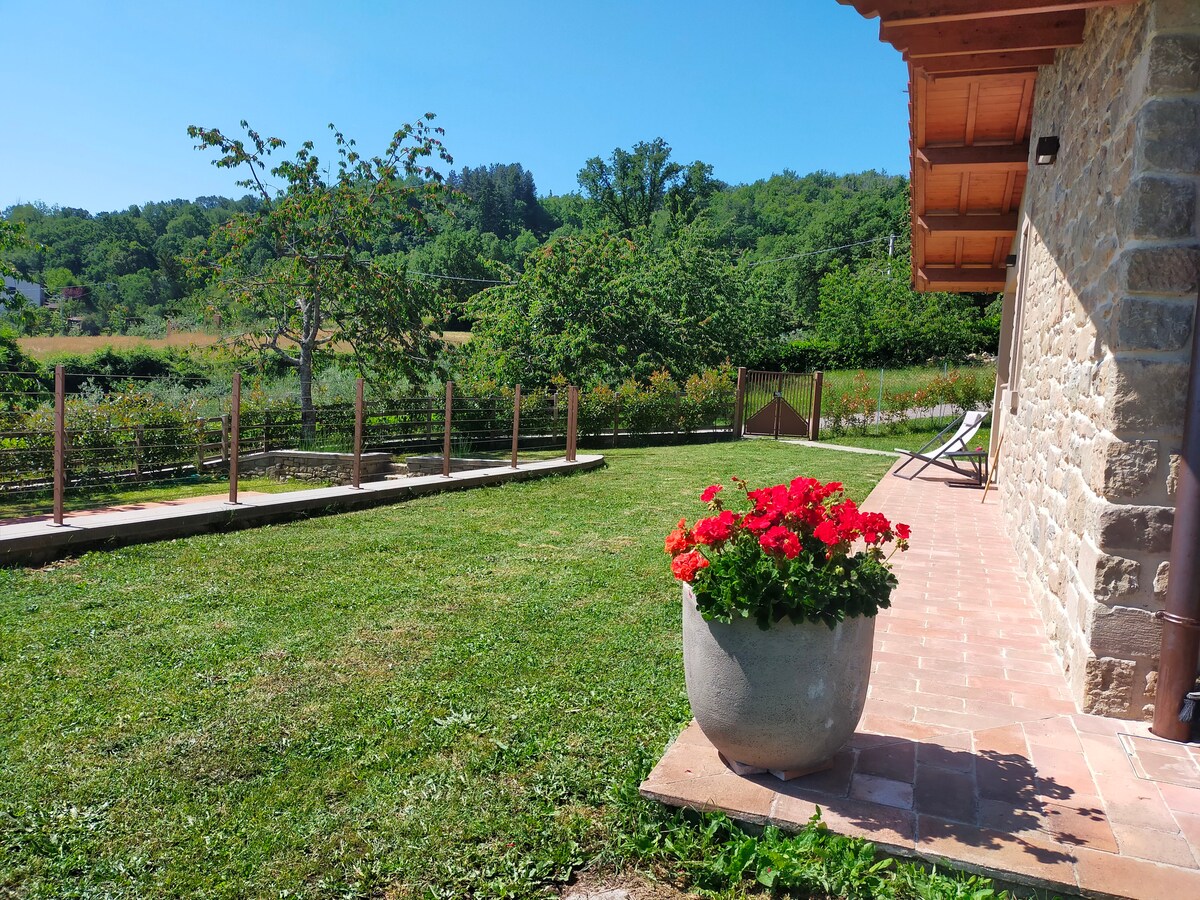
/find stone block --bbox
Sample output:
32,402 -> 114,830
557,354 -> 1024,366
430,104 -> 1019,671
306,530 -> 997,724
1097,503 -> 1174,553
1091,553 -> 1142,602
1149,34 -> 1200,94
1121,246 -> 1200,295
1083,656 -> 1136,716
1167,452 -> 1182,497
1093,436 -> 1160,497
1119,176 -> 1196,240
1115,297 -> 1194,351
1154,0 -> 1200,30
1092,606 -> 1162,657
1137,99 -> 1200,173
1103,358 -> 1189,431
1155,561 -> 1170,600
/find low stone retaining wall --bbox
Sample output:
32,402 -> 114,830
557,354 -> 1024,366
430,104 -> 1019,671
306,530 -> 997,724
405,455 -> 520,476
239,450 -> 393,485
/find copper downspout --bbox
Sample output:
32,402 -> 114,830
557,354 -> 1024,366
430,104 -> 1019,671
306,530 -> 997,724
1152,287 -> 1200,742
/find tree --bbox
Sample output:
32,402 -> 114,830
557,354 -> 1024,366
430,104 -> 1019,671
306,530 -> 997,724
187,116 -> 453,437
578,138 -> 716,231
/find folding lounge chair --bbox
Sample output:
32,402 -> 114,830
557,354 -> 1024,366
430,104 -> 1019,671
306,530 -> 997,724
893,410 -> 987,480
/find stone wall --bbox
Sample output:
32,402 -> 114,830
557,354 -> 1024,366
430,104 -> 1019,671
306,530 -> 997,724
998,0 -> 1200,718
405,455 -> 517,476
238,450 -> 393,485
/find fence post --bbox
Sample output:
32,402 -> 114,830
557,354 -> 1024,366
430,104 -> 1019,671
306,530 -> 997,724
566,386 -> 579,462
195,418 -> 205,475
733,366 -> 747,438
613,405 -> 620,448
229,372 -> 241,505
809,371 -> 824,441
877,368 -> 885,426
442,381 -> 454,477
352,377 -> 364,489
510,384 -> 521,469
134,424 -> 144,478
53,364 -> 65,526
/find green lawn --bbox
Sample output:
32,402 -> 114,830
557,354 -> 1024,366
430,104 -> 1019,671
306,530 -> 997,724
0,442 -> 1010,899
823,424 -> 992,455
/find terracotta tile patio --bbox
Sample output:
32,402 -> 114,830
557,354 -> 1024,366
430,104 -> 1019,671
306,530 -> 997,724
641,461 -> 1200,899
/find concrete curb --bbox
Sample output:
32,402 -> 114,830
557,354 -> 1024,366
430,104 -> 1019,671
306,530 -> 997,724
0,455 -> 606,567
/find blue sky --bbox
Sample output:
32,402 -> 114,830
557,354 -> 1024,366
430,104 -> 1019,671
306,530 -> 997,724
0,1 -> 908,214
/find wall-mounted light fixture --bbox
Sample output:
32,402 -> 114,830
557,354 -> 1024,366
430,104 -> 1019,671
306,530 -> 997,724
1005,254 -> 1018,268
1035,136 -> 1060,165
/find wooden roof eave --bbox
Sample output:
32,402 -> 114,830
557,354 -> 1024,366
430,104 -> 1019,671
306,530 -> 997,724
837,0 -> 1136,292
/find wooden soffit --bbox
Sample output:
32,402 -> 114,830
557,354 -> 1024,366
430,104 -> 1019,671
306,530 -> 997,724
838,0 -> 1133,292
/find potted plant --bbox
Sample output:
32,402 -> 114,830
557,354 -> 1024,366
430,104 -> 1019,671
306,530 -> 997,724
665,476 -> 909,779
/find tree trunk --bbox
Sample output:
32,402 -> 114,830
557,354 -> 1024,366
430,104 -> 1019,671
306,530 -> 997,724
299,341 -> 316,444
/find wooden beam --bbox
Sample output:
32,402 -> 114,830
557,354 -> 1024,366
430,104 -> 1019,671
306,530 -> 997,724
864,1 -> 1129,27
888,13 -> 1087,58
919,266 -> 1008,291
916,49 -> 1057,73
919,213 -> 1020,237
917,143 -> 1030,174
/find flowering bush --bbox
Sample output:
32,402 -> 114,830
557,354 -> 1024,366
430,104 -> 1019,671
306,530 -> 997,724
666,477 -> 910,629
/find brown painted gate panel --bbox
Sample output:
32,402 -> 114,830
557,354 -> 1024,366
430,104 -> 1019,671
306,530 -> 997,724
741,371 -> 816,439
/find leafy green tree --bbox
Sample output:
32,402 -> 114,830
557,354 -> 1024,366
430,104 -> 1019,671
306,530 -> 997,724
466,228 -> 770,386
578,138 -> 716,231
187,116 -> 452,437
814,257 -> 997,365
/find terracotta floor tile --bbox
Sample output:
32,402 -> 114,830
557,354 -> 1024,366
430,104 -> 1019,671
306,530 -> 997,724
640,771 -> 776,824
1040,801 -> 1118,852
814,799 -> 916,852
777,748 -> 856,799
916,733 -> 975,773
856,741 -> 916,783
977,798 -> 1049,839
973,724 -> 1030,757
1111,821 -> 1197,868
917,815 -> 1079,888
1174,812 -> 1200,865
913,766 -> 977,823
1158,781 -> 1200,817
1073,845 -> 1200,900
850,773 -> 914,810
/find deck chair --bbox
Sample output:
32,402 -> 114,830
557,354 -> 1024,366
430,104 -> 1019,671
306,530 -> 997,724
893,410 -> 987,480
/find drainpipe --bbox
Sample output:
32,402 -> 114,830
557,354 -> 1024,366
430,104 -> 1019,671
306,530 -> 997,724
1152,287 -> 1200,742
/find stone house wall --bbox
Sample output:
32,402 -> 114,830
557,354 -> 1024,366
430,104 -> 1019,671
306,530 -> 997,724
996,0 -> 1200,718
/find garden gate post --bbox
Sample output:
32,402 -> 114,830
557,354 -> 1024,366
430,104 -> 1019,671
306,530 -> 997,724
229,373 -> 241,505
442,381 -> 454,477
809,371 -> 824,441
52,364 -> 65,526
510,385 -> 521,469
733,367 -> 747,438
352,377 -> 364,489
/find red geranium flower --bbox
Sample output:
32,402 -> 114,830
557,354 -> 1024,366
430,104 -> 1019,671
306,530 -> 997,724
700,484 -> 723,504
671,549 -> 709,582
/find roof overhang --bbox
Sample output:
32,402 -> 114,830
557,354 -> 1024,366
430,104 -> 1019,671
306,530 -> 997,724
838,1 -> 1134,292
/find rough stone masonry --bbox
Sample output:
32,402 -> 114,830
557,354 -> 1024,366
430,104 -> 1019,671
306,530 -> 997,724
997,0 -> 1200,718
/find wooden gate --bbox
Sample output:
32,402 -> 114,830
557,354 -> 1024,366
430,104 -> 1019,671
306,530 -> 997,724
737,370 -> 823,440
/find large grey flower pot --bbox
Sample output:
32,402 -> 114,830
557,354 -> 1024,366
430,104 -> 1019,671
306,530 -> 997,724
682,585 -> 875,778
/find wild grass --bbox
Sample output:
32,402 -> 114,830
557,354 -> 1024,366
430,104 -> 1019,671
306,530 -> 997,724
1,442 -> 1013,898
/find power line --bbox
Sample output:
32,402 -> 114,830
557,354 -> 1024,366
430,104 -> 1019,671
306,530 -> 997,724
746,235 -> 900,268
406,270 -> 514,286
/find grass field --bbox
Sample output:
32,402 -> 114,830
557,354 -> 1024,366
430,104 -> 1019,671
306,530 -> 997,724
0,441 -> 1016,899
17,330 -> 473,360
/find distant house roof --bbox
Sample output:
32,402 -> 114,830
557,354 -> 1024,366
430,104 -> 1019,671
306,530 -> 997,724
837,1 -> 1134,292
1,276 -> 45,308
